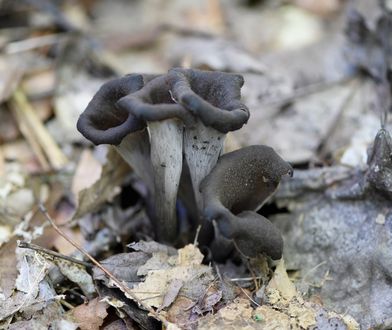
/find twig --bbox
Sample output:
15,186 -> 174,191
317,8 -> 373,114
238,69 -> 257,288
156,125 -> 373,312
38,204 -> 171,327
18,241 -> 92,268
229,276 -> 263,282
301,260 -> 327,282
5,33 -> 65,54
11,101 -> 51,171
11,89 -> 68,170
239,287 -> 261,307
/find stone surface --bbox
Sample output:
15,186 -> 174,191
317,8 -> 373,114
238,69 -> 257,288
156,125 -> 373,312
272,165 -> 392,329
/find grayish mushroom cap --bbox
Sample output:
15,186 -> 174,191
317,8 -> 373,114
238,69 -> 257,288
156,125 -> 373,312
76,73 -> 158,194
167,68 -> 249,133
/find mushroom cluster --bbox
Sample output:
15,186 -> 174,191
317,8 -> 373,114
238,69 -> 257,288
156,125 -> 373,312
77,68 -> 292,260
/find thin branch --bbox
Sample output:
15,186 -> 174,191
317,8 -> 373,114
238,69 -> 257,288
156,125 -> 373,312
239,287 -> 261,307
11,89 -> 68,170
18,241 -> 92,268
38,204 -> 170,327
229,276 -> 263,282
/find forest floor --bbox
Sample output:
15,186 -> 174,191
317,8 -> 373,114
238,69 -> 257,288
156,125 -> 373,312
0,0 -> 390,329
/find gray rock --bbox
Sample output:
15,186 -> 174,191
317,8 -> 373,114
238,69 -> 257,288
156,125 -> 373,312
273,161 -> 392,329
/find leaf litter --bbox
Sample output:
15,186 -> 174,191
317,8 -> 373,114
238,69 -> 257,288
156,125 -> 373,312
1,0 -> 389,328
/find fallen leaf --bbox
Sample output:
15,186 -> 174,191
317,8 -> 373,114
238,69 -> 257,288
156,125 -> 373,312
70,298 -> 109,330
0,239 -> 18,300
129,244 -> 213,308
71,149 -> 102,200
0,248 -> 51,320
93,251 -> 150,288
158,279 -> 184,311
73,148 -> 130,219
267,259 -> 297,301
198,298 -> 254,330
54,258 -> 96,298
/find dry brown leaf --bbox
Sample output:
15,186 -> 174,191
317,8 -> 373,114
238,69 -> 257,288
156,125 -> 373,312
166,296 -> 195,326
71,298 -> 109,330
71,149 -> 102,200
73,147 -> 130,219
0,239 -> 18,300
52,227 -> 85,255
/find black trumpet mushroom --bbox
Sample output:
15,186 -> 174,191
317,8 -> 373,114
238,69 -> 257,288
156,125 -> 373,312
166,68 -> 250,214
76,68 -> 292,260
116,74 -> 194,242
76,73 -> 158,194
200,145 -> 293,260
116,68 -> 249,242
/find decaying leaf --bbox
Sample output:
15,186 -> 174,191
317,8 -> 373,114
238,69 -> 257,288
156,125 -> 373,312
93,251 -> 150,288
73,148 -> 130,219
197,298 -> 254,330
198,260 -> 358,330
0,240 -> 18,301
8,301 -> 77,330
129,244 -> 213,308
54,258 -> 96,298
70,298 -> 109,330
71,149 -> 102,200
158,279 -> 184,312
0,248 -> 51,320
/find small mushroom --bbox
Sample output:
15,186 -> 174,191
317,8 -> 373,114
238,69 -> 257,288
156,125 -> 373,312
200,145 -> 293,259
166,68 -> 250,213
77,74 -> 156,192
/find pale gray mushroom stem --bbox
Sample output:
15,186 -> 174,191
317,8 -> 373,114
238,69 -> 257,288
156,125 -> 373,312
148,119 -> 183,242
115,129 -> 154,194
183,122 -> 225,212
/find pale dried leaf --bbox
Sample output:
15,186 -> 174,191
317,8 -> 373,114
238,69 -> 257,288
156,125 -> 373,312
267,259 -> 297,301
0,249 -> 51,320
73,148 -> 130,219
198,298 -> 255,330
71,149 -> 102,200
129,244 -> 213,308
15,249 -> 49,294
